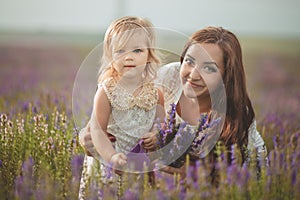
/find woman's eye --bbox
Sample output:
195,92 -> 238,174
133,49 -> 143,53
184,58 -> 194,65
202,65 -> 217,73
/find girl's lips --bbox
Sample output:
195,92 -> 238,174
124,65 -> 136,68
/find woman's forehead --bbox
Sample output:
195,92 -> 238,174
187,43 -> 224,69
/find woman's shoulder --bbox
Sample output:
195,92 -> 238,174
157,62 -> 181,74
155,62 -> 182,107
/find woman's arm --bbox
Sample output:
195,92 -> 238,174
79,119 -> 116,157
247,120 -> 268,166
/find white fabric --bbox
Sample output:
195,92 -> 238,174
101,78 -> 157,154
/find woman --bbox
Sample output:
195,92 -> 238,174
156,27 -> 267,181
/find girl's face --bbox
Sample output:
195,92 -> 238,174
180,43 -> 224,99
112,32 -> 149,78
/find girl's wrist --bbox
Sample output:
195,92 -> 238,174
109,152 -> 118,163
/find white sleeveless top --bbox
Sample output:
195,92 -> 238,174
101,78 -> 158,154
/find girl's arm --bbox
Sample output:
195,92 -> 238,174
91,87 -> 127,166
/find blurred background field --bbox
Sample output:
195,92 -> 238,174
1,0 -> 300,199
1,31 -> 299,118
1,0 -> 299,121
1,31 -> 300,150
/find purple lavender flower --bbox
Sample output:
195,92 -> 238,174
157,104 -> 220,168
22,102 -> 30,112
156,190 -> 168,200
71,154 -> 84,180
291,168 -> 297,186
122,190 -> 139,200
230,144 -> 236,165
273,135 -> 278,148
179,185 -> 187,199
15,157 -> 35,199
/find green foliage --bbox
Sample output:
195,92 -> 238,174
1,94 -> 300,199
0,100 -> 83,199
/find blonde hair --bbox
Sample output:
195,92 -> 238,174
98,16 -> 160,83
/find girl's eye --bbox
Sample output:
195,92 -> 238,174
133,49 -> 143,53
115,49 -> 125,54
202,65 -> 217,73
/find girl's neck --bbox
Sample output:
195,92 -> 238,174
116,75 -> 144,93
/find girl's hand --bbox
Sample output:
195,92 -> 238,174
141,132 -> 157,151
110,153 -> 127,175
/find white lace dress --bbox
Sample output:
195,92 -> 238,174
154,62 -> 267,162
79,78 -> 158,200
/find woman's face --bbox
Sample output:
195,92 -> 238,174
180,43 -> 225,99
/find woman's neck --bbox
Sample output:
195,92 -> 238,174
177,94 -> 212,126
196,95 -> 212,114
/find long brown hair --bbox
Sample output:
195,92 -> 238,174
181,27 -> 255,161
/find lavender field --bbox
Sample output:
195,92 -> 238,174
0,33 -> 300,199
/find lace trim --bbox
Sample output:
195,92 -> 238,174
103,78 -> 158,111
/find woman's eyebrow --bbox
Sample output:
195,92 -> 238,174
187,54 -> 220,68
186,54 -> 196,61
203,61 -> 220,68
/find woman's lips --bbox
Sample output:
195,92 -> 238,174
124,65 -> 136,68
187,80 -> 203,88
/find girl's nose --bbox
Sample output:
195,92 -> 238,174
124,52 -> 134,61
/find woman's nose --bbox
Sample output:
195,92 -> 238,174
189,67 -> 201,79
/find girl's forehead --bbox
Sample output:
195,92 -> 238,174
112,31 -> 149,49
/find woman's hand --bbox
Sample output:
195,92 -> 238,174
141,131 -> 158,151
79,122 -> 117,157
160,165 -> 186,179
79,125 -> 96,156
